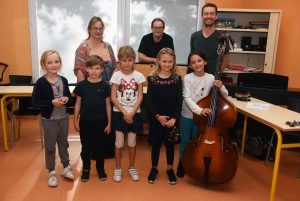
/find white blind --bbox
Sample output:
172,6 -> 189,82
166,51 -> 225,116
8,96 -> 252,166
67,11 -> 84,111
29,0 -> 202,83
129,0 -> 199,65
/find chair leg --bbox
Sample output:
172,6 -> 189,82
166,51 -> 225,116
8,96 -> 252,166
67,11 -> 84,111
265,131 -> 276,166
38,116 -> 44,149
10,115 -> 16,150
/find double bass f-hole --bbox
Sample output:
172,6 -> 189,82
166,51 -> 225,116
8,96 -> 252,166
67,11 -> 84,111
193,131 -> 204,147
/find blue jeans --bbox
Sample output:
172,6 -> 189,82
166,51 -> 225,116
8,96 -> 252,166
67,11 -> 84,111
179,116 -> 198,160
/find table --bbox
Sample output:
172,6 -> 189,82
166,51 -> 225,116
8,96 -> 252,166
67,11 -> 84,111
227,97 -> 300,201
0,86 -> 75,151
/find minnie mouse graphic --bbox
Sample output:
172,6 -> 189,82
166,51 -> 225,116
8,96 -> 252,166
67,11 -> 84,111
117,78 -> 138,107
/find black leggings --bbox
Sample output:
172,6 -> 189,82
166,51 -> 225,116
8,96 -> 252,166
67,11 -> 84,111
151,143 -> 174,167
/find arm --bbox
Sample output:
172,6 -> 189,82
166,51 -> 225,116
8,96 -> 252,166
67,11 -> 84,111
75,69 -> 86,83
107,43 -> 117,70
31,79 -> 53,107
173,77 -> 183,120
221,37 -> 230,73
104,97 -> 112,134
183,76 -> 203,115
138,52 -> 156,63
146,76 -> 169,126
125,83 -> 143,121
221,54 -> 229,73
110,83 -> 127,115
74,44 -> 88,81
167,77 -> 183,128
146,76 -> 159,117
74,96 -> 81,131
213,80 -> 228,98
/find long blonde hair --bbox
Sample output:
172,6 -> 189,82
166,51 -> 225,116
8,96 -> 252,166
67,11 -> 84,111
150,48 -> 179,76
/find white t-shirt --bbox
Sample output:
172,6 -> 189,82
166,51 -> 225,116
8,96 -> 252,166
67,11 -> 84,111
181,72 -> 228,119
110,70 -> 146,112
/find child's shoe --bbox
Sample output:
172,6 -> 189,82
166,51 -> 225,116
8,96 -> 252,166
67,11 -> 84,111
81,170 -> 90,182
128,167 -> 140,181
48,170 -> 58,187
166,169 -> 177,185
176,160 -> 185,178
147,167 -> 158,184
113,167 -> 122,182
61,165 -> 74,180
97,169 -> 107,181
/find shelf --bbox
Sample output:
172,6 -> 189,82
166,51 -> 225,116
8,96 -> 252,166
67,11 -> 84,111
217,28 -> 268,33
229,50 -> 266,54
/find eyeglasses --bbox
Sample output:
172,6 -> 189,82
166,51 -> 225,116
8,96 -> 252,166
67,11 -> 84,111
92,27 -> 105,32
152,27 -> 164,30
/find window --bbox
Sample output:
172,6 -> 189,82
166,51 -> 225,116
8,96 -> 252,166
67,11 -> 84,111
29,0 -> 203,83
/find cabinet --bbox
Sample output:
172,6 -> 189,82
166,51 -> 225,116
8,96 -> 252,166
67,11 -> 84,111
217,9 -> 281,82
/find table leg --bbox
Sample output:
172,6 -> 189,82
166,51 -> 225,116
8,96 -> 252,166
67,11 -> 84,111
241,115 -> 248,154
1,96 -> 9,151
270,128 -> 282,201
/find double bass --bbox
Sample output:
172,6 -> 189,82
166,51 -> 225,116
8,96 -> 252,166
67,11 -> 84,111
182,35 -> 238,186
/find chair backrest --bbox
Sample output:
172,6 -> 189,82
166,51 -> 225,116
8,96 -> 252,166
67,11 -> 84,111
237,73 -> 289,90
9,75 -> 32,86
287,97 -> 300,113
0,62 -> 9,82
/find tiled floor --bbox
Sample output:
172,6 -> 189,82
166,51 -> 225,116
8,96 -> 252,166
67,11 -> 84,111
0,118 -> 300,201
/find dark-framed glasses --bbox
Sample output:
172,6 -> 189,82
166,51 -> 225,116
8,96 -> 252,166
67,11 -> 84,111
92,27 -> 105,32
152,26 -> 164,30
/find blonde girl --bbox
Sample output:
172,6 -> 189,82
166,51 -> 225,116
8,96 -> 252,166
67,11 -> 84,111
146,48 -> 183,185
32,50 -> 74,187
110,46 -> 146,182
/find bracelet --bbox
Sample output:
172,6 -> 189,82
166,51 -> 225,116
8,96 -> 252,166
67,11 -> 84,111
155,114 -> 160,118
154,59 -> 156,63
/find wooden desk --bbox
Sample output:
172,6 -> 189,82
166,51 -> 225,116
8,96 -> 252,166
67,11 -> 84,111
0,86 -> 75,151
228,97 -> 300,201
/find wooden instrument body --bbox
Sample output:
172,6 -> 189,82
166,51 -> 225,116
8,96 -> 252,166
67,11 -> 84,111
182,92 -> 238,185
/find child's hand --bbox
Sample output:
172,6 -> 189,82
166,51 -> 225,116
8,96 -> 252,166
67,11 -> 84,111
104,125 -> 111,134
74,121 -> 80,131
166,118 -> 176,128
158,115 -> 170,126
213,80 -> 223,89
123,112 -> 134,124
58,96 -> 68,104
52,98 -> 64,107
200,108 -> 212,116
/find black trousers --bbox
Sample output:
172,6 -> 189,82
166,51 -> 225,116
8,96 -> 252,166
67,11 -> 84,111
151,142 -> 174,167
79,121 -> 107,170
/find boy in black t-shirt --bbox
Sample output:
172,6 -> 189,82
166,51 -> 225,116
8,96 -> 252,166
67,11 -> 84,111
73,55 -> 112,182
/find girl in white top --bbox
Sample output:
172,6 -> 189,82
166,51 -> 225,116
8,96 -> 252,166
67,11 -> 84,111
110,46 -> 146,182
176,50 -> 228,178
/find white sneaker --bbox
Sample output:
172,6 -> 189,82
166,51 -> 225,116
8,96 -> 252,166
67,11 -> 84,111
48,170 -> 58,187
113,167 -> 122,182
61,165 -> 74,180
128,167 -> 140,181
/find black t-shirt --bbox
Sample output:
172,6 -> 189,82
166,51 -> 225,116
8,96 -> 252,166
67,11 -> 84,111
138,33 -> 174,58
190,30 -> 229,75
73,79 -> 110,122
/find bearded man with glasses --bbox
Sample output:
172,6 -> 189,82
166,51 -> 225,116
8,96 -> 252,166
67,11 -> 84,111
138,18 -> 174,63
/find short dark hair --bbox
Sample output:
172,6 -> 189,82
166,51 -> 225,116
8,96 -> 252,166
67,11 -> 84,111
151,18 -> 165,28
201,3 -> 218,15
85,55 -> 104,69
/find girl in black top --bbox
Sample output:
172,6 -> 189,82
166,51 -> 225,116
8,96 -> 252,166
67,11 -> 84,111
146,48 -> 182,185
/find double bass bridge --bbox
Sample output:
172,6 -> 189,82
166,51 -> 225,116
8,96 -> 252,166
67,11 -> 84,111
204,140 -> 215,145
